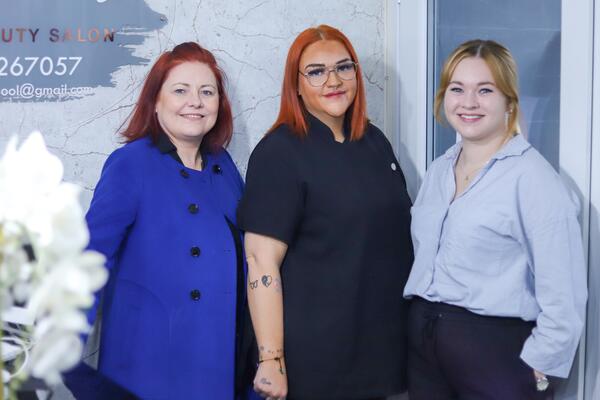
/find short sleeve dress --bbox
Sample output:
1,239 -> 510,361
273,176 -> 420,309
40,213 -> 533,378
237,115 -> 413,399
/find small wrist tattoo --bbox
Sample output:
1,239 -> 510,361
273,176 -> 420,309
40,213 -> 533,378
259,377 -> 272,385
258,346 -> 283,358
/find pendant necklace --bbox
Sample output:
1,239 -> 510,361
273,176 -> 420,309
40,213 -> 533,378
460,162 -> 487,182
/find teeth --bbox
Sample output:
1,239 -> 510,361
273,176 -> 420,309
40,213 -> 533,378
461,115 -> 482,120
182,114 -> 204,118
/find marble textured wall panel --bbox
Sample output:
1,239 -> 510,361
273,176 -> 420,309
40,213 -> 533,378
0,0 -> 385,208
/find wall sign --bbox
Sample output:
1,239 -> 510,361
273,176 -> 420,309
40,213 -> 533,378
0,0 -> 167,102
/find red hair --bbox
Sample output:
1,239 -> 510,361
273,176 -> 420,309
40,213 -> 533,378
269,25 -> 368,140
121,42 -> 233,153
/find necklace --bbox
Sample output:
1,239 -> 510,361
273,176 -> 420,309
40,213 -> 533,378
455,133 -> 515,183
457,159 -> 489,182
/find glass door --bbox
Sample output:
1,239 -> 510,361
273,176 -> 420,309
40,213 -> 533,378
429,0 -> 561,167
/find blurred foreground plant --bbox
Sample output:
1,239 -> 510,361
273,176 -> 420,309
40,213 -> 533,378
0,132 -> 107,398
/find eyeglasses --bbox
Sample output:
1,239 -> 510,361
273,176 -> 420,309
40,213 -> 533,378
299,61 -> 358,87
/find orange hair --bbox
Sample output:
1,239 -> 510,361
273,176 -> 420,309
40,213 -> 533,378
268,25 -> 368,141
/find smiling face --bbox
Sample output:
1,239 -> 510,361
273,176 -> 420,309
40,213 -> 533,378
155,61 -> 219,147
298,40 -> 357,128
444,56 -> 510,144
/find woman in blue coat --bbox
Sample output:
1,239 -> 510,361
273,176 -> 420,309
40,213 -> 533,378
84,42 -> 251,399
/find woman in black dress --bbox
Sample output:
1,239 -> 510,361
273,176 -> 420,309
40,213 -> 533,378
237,25 -> 413,400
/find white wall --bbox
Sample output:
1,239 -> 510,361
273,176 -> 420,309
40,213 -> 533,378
0,0 -> 387,208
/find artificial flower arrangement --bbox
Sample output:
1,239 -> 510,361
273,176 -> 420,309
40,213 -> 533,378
0,132 -> 107,398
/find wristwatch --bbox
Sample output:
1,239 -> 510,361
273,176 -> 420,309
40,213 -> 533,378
536,375 -> 550,392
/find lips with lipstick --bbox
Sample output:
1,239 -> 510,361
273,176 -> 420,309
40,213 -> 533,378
324,90 -> 346,98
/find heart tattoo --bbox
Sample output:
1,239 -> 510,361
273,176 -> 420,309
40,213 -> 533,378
261,275 -> 272,287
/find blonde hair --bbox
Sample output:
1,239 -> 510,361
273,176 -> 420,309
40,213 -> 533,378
434,39 -> 520,136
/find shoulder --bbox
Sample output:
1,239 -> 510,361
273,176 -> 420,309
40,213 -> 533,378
210,147 -> 242,176
518,147 -> 566,192
249,124 -> 300,163
426,152 -> 453,178
210,146 -> 236,165
361,122 -> 395,154
104,137 -> 154,166
99,138 -> 157,185
414,152 -> 452,203
244,125 -> 303,184
364,122 -> 386,139
516,147 -> 580,215
361,122 -> 389,145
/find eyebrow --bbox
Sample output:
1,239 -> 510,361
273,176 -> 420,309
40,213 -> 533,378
303,58 -> 352,69
449,80 -> 496,86
171,82 -> 217,89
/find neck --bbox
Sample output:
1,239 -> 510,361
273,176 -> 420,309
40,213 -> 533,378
169,135 -> 203,170
459,133 -> 508,167
329,121 -> 345,142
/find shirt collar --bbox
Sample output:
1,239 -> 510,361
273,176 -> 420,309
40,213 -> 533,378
156,133 -> 178,155
305,112 -> 351,143
443,133 -> 531,161
155,133 -> 207,167
492,133 -> 531,160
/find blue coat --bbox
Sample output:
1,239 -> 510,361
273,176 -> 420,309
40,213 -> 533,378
85,136 -> 244,399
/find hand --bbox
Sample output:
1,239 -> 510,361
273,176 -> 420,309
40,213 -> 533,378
533,369 -> 546,380
254,358 -> 287,400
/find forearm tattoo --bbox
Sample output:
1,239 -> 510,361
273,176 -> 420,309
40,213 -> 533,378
259,345 -> 284,358
248,275 -> 283,293
261,274 -> 272,287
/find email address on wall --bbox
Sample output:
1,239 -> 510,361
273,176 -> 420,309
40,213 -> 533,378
0,83 -> 94,100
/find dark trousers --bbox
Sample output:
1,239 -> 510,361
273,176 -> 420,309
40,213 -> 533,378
408,297 -> 554,400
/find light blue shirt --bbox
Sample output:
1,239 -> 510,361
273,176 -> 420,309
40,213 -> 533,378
404,134 -> 587,378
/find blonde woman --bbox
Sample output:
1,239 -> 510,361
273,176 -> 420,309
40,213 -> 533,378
404,39 -> 586,399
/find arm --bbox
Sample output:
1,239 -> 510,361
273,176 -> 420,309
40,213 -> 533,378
85,149 -> 140,329
245,232 -> 288,399
518,175 -> 587,378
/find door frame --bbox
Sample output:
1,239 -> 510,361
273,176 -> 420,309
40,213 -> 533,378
585,1 -> 600,398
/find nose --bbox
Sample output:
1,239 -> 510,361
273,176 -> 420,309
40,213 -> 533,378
462,90 -> 479,109
188,91 -> 204,108
325,68 -> 342,87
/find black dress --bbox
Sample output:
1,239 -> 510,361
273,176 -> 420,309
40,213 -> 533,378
237,114 -> 413,400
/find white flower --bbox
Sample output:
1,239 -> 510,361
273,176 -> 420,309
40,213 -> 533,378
27,252 -> 107,317
0,131 -> 107,387
0,132 -> 63,225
